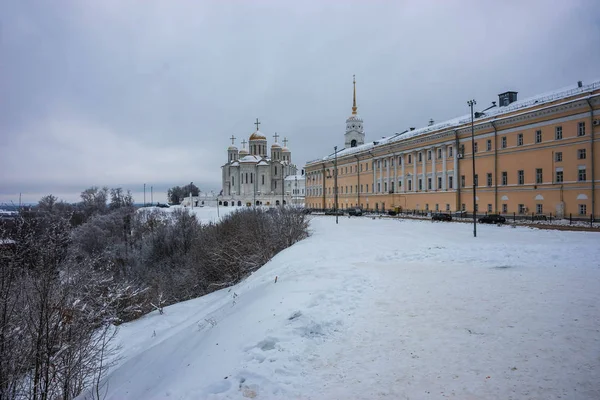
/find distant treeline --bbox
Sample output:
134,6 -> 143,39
0,186 -> 309,399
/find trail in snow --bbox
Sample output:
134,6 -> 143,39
83,212 -> 600,400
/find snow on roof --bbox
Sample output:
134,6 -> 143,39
284,174 -> 305,181
257,160 -> 270,166
308,79 -> 600,164
239,155 -> 261,163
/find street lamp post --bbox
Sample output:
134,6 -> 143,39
334,146 -> 339,224
190,181 -> 193,209
468,100 -> 477,237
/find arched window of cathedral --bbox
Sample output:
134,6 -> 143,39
238,201 -> 242,206
351,139 -> 357,147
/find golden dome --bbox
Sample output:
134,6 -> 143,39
249,131 -> 266,141
271,142 -> 281,148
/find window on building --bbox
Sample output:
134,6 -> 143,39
384,182 -> 387,192
501,137 -> 507,148
579,204 -> 587,215
391,158 -> 394,167
486,140 -> 492,151
555,126 -> 563,140
502,171 -> 507,185
535,130 -> 542,143
474,142 -> 478,153
448,176 -> 453,189
487,173 -> 492,187
518,170 -> 524,185
377,182 -> 381,192
427,151 -> 431,160
517,133 -> 524,146
536,168 -> 543,184
360,184 -> 363,193
474,204 -> 479,212
437,148 -> 442,158
578,167 -> 587,181
365,163 -> 368,171
378,160 -> 381,168
425,204 -> 429,211
426,178 -> 431,190
390,182 -> 394,192
360,164 -> 363,172
555,169 -> 563,183
555,152 -> 563,162
474,174 -> 478,186
578,122 -> 586,136
518,204 -> 526,214
462,203 -> 466,211
245,172 -> 248,183
408,180 -> 412,191
536,204 -> 543,214
461,175 -> 465,188
408,154 -> 412,164
448,146 -> 453,157
502,204 -> 507,213
274,166 -> 277,175
438,177 -> 442,189
398,180 -> 402,189
383,160 -> 386,168
435,204 -> 439,211
418,179 -> 423,191
577,149 -> 586,159
418,153 -> 422,162
488,204 -> 492,212
398,156 -> 402,165
275,180 -> 277,189
261,175 -> 264,185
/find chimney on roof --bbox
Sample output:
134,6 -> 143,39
428,119 -> 434,126
410,127 -> 415,131
498,91 -> 518,107
578,80 -> 583,88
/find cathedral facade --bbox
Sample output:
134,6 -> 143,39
221,120 -> 299,206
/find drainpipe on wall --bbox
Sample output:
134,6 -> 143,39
354,154 -> 361,208
454,130 -> 461,212
586,97 -> 595,217
490,120 -> 498,213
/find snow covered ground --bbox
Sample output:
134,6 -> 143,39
90,212 -> 600,400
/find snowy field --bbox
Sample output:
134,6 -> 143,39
91,212 -> 600,400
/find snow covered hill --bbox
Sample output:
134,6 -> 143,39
86,213 -> 600,399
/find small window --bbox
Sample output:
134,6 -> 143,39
502,204 -> 507,213
517,133 -> 523,146
448,176 -> 453,189
446,204 -> 450,211
448,146 -> 453,157
502,171 -> 508,186
437,177 -> 442,189
418,179 -> 423,191
555,126 -> 563,140
437,149 -> 442,158
427,178 -> 432,190
418,153 -> 422,162
408,180 -> 412,191
501,137 -> 507,148
555,170 -> 563,183
579,204 -> 587,215
427,151 -> 431,160
462,203 -> 466,212
408,154 -> 412,164
555,152 -> 563,162
518,170 -> 524,185
487,173 -> 492,187
461,175 -> 465,188
578,122 -> 586,136
488,204 -> 492,212
535,130 -> 542,143
425,204 -> 429,211
536,168 -> 543,184
474,204 -> 479,212
435,204 -> 439,211
486,140 -> 492,151
536,204 -> 543,214
578,167 -> 587,182
577,149 -> 586,159
398,156 -> 402,165
518,204 -> 526,214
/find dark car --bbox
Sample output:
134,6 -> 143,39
324,209 -> 344,216
156,203 -> 170,208
432,213 -> 452,221
478,214 -> 506,224
348,208 -> 363,216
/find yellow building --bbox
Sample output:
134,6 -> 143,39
305,79 -> 600,218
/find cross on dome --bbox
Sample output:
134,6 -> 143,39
273,132 -> 279,142
241,139 -> 247,148
254,118 -> 261,131
230,135 -> 236,145
283,137 -> 289,147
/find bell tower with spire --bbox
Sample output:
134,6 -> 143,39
345,75 -> 365,148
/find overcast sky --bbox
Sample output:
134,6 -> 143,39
1,0 -> 599,204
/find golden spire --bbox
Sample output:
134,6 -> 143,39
352,75 -> 357,115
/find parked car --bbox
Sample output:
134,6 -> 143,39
432,213 -> 452,221
156,203 -> 170,208
478,214 -> 506,224
387,210 -> 397,216
324,209 -> 344,216
348,208 -> 363,216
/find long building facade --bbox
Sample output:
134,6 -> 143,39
305,79 -> 600,218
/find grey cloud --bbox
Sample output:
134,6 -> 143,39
1,0 -> 599,203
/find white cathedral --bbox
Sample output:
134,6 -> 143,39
220,119 -> 300,206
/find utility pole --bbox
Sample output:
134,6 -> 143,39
151,186 -> 153,206
144,183 -> 146,207
190,182 -> 193,209
334,146 -> 339,224
468,99 -> 477,238
281,163 -> 284,207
